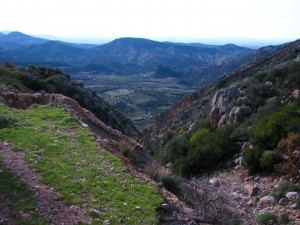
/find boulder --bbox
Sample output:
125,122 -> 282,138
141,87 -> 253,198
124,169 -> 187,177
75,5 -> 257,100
279,198 -> 289,206
292,89 -> 300,99
258,196 -> 276,206
210,86 -> 239,127
209,178 -> 220,187
286,192 -> 299,200
243,184 -> 260,196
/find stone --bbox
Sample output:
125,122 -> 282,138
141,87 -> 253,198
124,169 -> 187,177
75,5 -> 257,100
291,203 -> 298,209
20,213 -> 30,219
82,123 -> 89,128
292,89 -> 300,99
259,196 -> 276,206
286,192 -> 299,200
209,178 -> 220,187
232,192 -> 243,201
247,200 -> 253,207
243,184 -> 260,196
227,105 -> 252,125
210,86 -> 239,127
242,142 -> 253,151
161,204 -> 177,214
3,141 -> 10,146
235,157 -> 242,165
90,208 -> 102,215
279,198 -> 289,206
265,81 -> 273,87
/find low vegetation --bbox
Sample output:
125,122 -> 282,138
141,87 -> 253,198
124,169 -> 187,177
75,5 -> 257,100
0,160 -> 47,224
0,103 -> 162,224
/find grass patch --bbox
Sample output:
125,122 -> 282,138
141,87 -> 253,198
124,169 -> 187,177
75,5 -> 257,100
0,103 -> 162,224
0,159 -> 47,225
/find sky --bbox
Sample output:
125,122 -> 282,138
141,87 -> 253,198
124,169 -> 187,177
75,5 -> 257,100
1,0 -> 300,44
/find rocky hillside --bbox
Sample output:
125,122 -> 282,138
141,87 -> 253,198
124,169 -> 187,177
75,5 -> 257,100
145,39 -> 300,224
0,63 -> 138,136
151,39 -> 300,139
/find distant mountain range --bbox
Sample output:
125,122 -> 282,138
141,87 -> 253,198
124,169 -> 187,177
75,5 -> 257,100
0,31 -> 275,85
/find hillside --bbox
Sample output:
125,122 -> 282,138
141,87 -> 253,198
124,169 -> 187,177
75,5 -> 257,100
0,89 -> 163,224
0,63 -> 138,136
1,32 -> 274,130
145,39 -> 300,224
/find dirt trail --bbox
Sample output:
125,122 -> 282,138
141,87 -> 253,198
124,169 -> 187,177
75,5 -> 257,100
0,143 -> 89,225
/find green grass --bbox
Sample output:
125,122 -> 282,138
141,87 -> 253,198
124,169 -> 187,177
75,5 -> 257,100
0,159 -> 47,225
0,103 -> 162,224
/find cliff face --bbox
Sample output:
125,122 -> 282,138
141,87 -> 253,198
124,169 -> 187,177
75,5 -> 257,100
151,40 -> 300,140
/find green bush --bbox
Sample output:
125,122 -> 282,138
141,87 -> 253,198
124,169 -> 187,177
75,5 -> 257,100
266,191 -> 284,201
255,212 -> 276,225
0,115 -> 18,129
276,180 -> 300,192
253,104 -> 300,150
242,147 -> 262,173
160,176 -> 182,195
260,150 -> 282,172
160,136 -> 189,164
174,126 -> 238,177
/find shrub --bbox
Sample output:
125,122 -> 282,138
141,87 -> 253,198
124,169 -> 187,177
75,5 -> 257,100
255,212 -> 276,225
160,136 -> 189,164
266,191 -> 285,201
253,104 -> 300,150
174,126 -> 238,177
277,132 -> 300,156
0,114 -> 18,129
144,162 -> 171,181
255,97 -> 280,120
276,180 -> 300,192
260,150 -> 282,172
119,141 -> 132,157
242,147 -> 262,174
160,176 -> 182,195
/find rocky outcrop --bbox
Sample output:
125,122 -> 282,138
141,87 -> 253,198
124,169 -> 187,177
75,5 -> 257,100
210,86 -> 239,127
209,86 -> 253,127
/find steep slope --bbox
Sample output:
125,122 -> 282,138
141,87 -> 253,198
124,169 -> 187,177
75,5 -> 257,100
0,90 -> 164,224
0,64 -> 138,136
151,39 -> 300,139
145,39 -> 300,225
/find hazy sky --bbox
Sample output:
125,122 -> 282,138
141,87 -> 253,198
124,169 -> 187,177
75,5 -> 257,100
1,0 -> 300,43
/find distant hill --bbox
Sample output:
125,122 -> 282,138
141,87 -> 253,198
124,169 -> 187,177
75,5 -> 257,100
0,32 -> 260,85
0,31 -> 48,49
0,31 -> 97,51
